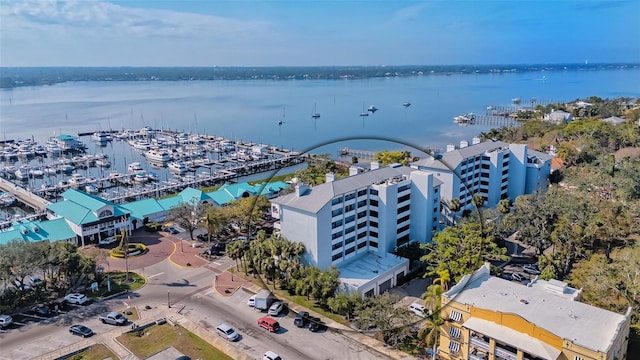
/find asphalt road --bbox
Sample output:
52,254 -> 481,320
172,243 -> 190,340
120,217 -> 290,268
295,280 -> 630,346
0,255 -> 390,360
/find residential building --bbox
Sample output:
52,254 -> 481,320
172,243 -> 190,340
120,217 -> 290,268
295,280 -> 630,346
411,139 -> 552,220
602,116 -> 626,125
439,263 -> 630,360
270,165 -> 442,296
46,189 -> 131,246
544,110 -> 573,124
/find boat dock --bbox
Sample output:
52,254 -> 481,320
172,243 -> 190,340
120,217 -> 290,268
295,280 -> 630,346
0,177 -> 51,210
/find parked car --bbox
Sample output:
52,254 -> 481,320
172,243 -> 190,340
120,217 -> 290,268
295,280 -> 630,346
268,301 -> 284,316
408,302 -> 427,318
263,351 -> 282,360
216,323 -> 240,341
98,311 -> 127,325
308,317 -> 325,332
31,304 -> 52,316
257,316 -> 280,332
69,324 -> 93,337
522,264 -> 541,275
247,294 -> 256,307
511,273 -> 528,283
294,311 -> 309,328
13,280 -> 31,292
65,293 -> 89,305
29,276 -> 44,287
0,314 -> 13,328
99,236 -> 119,245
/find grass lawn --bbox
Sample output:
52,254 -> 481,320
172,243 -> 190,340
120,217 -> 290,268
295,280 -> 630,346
117,323 -> 232,360
94,271 -> 145,299
123,306 -> 140,321
67,344 -> 117,360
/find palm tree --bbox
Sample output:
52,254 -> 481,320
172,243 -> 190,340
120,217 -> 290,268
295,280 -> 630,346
498,198 -> 511,215
421,284 -> 444,356
226,241 -> 245,272
200,206 -> 229,243
448,198 -> 461,225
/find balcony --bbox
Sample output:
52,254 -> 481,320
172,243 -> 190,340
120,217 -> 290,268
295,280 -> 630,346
495,346 -> 518,360
469,353 -> 488,360
469,337 -> 490,351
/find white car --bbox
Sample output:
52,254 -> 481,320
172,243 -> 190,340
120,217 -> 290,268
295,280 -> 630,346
522,264 -> 541,275
268,301 -> 284,316
247,294 -> 256,307
65,293 -> 89,305
264,351 -> 282,360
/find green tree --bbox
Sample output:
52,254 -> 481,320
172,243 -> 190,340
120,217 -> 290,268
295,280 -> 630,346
229,196 -> 270,233
420,223 -> 508,282
226,240 -> 247,272
447,198 -> 462,225
497,199 -> 511,215
166,201 -> 203,240
354,292 -> 414,344
200,205 -> 229,242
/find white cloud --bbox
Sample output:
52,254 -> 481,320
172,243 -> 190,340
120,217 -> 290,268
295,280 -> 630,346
1,0 -> 272,40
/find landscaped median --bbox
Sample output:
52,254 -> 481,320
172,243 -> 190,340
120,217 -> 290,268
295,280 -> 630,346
109,243 -> 148,258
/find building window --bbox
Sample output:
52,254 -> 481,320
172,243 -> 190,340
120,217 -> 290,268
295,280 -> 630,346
369,241 -> 378,248
357,200 -> 367,207
332,209 -> 343,217
397,204 -> 410,214
357,241 -> 366,249
398,184 -> 410,192
448,326 -> 461,339
369,231 -> 378,238
345,215 -> 356,224
345,246 -> 355,255
331,220 -> 343,228
448,341 -> 460,353
345,204 -> 355,212
332,232 -> 342,240
397,215 -> 410,224
345,193 -> 356,201
370,210 -> 379,218
369,189 -> 378,196
574,357 -> 585,360
449,310 -> 463,322
369,221 -> 378,228
357,189 -> 367,197
481,163 -> 490,170
434,187 -> 438,193
370,199 -> 379,207
345,237 -> 355,245
345,226 -> 355,234
98,209 -> 113,218
357,222 -> 367,229
332,253 -> 343,261
357,211 -> 367,219
502,169 -> 509,176
331,197 -> 343,206
397,224 -> 410,234
331,242 -> 342,250
397,234 -> 409,247
357,231 -> 367,239
398,194 -> 410,203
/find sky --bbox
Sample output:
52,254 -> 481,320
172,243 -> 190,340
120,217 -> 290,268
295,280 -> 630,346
1,0 -> 639,67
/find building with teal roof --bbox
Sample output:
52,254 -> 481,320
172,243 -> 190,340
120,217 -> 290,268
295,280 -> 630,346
0,218 -> 76,245
120,198 -> 167,228
46,189 -> 130,246
253,181 -> 290,198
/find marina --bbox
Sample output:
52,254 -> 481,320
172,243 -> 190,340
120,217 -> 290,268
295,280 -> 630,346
0,129 -> 305,215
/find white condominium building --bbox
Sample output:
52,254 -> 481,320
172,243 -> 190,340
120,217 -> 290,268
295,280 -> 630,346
411,139 -> 552,216
270,165 -> 441,296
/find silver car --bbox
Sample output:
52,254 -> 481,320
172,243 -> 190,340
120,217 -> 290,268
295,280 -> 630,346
268,301 -> 284,316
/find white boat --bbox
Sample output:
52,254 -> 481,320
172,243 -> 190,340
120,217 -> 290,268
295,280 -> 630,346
147,171 -> 159,182
68,173 -> 87,188
453,113 -> 476,125
402,102 -> 411,107
311,103 -> 320,119
145,149 -> 171,163
127,162 -> 144,173
168,161 -> 189,174
368,105 -> 379,113
129,140 -> 150,151
85,183 -> 99,194
44,166 -> 58,175
15,166 -> 29,180
29,166 -> 44,178
95,157 -> 111,168
91,131 -> 110,143
133,171 -> 148,183
0,192 -> 16,206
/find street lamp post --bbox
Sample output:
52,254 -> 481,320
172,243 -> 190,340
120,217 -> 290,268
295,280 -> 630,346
168,290 -> 171,308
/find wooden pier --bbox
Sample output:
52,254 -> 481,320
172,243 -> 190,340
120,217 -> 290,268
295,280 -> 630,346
0,177 -> 51,211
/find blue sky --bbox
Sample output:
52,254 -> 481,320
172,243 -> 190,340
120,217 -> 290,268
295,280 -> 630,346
1,0 -> 639,66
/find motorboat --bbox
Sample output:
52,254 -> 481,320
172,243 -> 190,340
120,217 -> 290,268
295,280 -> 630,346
68,173 -> 87,188
127,162 -> 144,173
133,171 -> 148,183
15,166 -> 29,181
0,192 -> 16,206
29,166 -> 44,178
453,113 -> 476,125
311,103 -> 320,119
145,149 -> 171,163
168,161 -> 189,174
367,105 -> 379,113
85,183 -> 99,194
402,102 -> 411,107
91,131 -> 110,144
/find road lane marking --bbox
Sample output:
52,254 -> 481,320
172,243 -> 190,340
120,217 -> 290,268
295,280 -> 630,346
148,272 -> 165,279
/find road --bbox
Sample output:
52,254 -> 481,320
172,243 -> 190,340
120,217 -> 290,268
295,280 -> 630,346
0,255 -> 391,360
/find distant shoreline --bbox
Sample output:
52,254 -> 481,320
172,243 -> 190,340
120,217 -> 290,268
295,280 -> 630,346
1,63 -> 638,89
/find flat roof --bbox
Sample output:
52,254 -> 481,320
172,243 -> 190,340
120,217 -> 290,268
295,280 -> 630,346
337,251 -> 408,288
445,263 -> 628,353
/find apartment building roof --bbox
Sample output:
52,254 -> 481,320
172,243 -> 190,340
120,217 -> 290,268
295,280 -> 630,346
444,264 -> 628,353
338,251 -> 409,289
272,166 -> 434,214
411,140 -> 511,170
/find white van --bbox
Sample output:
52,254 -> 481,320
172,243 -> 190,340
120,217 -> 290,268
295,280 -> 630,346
409,302 -> 427,318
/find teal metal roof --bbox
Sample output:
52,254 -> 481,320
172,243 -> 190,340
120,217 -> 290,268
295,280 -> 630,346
178,188 -> 213,205
0,219 -> 76,245
218,183 -> 257,198
56,134 -> 77,140
121,198 -> 165,221
158,196 -> 184,210
47,190 -> 129,225
206,190 -> 235,206
61,189 -> 112,211
254,181 -> 289,195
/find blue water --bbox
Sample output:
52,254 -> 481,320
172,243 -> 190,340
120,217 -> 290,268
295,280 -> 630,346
1,68 -> 639,155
